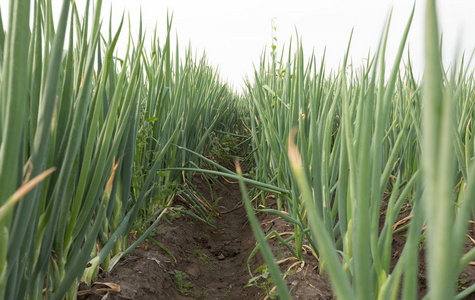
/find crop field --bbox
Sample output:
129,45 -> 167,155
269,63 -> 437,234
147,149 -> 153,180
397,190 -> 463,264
1,0 -> 475,299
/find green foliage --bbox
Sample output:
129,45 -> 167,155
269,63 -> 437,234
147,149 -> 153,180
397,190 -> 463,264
168,270 -> 198,297
0,1 -> 245,299
2,0 -> 475,299
208,131 -> 251,170
245,265 -> 294,299
244,1 -> 475,299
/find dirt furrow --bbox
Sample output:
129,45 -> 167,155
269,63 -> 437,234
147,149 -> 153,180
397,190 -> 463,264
79,174 -> 263,299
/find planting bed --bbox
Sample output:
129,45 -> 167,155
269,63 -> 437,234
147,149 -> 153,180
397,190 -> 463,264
77,174 -> 475,299
77,174 -> 334,299
4,1 -> 475,299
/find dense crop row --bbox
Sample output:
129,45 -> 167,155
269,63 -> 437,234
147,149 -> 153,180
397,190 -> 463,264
1,0 -> 475,299
0,0 -> 244,299
244,2 -> 475,299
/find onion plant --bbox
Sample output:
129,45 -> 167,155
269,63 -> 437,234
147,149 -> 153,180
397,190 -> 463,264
2,0 -> 475,299
0,1 -> 246,299
245,1 -> 475,299
0,0 -> 141,298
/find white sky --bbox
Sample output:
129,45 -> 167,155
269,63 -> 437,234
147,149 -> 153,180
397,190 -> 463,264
1,1 -> 475,89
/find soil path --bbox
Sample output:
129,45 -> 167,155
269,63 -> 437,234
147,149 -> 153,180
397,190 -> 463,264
78,173 -> 475,299
79,174 -> 264,299
175,174 -> 264,299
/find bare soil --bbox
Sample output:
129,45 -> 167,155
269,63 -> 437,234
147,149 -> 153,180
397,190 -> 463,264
78,174 -> 333,299
78,175 -> 475,299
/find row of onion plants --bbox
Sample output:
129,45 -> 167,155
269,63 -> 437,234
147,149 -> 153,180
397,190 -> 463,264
0,0 -> 246,299
244,1 -> 475,299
